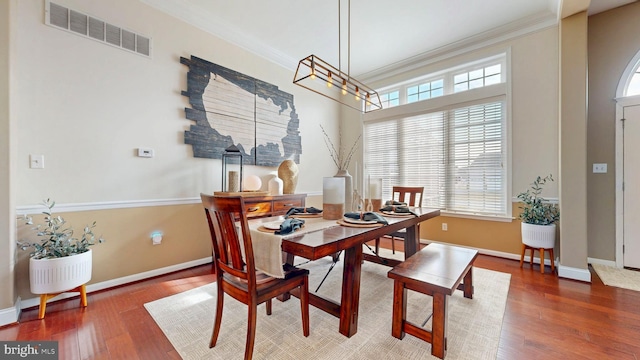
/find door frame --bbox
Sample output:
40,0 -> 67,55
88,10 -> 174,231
614,51 -> 640,268
616,97 -> 640,267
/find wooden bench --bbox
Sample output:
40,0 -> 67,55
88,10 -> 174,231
387,243 -> 479,359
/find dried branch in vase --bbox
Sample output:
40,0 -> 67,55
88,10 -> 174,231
320,124 -> 361,170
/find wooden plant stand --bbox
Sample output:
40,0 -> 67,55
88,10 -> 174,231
38,284 -> 88,319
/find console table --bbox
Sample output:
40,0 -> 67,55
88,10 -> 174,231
241,194 -> 307,218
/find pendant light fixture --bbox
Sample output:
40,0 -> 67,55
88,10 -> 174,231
293,0 -> 382,112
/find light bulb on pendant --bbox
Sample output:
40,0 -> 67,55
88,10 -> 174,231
327,71 -> 333,88
310,59 -> 316,80
365,93 -> 371,107
355,86 -> 360,100
342,79 -> 347,95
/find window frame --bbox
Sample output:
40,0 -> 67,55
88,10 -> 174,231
363,52 -> 512,221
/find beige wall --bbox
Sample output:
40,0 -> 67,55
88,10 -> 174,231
14,204 -> 212,300
0,0 -> 14,311
587,2 -> 640,261
559,12 -> 589,271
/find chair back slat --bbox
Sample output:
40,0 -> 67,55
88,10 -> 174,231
201,194 -> 257,284
392,186 -> 424,207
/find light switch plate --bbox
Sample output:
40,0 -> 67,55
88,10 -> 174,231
30,154 -> 44,169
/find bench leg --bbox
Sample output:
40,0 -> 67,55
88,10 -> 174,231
432,292 -> 448,359
391,280 -> 407,339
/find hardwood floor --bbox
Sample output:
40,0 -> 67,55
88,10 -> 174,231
2,238 -> 639,359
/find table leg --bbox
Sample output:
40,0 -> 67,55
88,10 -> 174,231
339,244 -> 363,337
432,292 -> 448,359
404,224 -> 419,258
463,266 -> 473,299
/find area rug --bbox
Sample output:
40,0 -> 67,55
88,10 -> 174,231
592,263 -> 640,292
145,253 -> 511,360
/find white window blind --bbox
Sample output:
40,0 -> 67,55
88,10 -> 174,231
364,101 -> 506,217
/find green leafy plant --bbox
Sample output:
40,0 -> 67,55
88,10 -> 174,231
517,175 -> 560,225
18,199 -> 105,259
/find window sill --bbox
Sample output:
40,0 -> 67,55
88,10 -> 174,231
440,210 -> 514,223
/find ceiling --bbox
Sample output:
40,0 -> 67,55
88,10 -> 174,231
142,0 -> 636,79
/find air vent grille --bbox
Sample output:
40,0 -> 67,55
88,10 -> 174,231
45,1 -> 152,58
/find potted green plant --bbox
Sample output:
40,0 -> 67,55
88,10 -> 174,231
18,199 -> 104,318
517,175 -> 559,248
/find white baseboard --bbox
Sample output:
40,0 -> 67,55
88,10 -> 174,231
419,239 -> 556,266
587,257 -> 616,267
558,264 -> 592,282
15,256 -> 213,314
0,297 -> 21,327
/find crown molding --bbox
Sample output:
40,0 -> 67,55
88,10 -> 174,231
140,0 -> 557,85
139,0 -> 297,71
359,11 -> 558,83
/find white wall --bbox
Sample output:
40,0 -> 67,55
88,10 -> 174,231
14,0 -> 340,206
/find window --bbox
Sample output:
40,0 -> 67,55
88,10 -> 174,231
407,79 -> 444,103
365,101 -> 505,217
453,64 -> 501,93
628,69 -> 640,96
364,53 -> 509,219
379,90 -> 400,108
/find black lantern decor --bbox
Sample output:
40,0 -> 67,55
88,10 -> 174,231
221,145 -> 243,192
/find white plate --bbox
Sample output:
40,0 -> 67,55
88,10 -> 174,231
262,221 -> 283,230
342,217 -> 378,225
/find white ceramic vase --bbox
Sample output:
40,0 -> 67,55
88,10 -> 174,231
334,169 -> 353,213
268,176 -> 283,195
521,223 -> 556,249
29,249 -> 93,294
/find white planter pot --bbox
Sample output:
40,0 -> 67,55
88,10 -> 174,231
521,223 -> 556,249
29,249 -> 92,294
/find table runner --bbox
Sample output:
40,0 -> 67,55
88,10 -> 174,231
248,217 -> 340,278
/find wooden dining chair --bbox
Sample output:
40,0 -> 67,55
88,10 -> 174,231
375,186 -> 424,254
200,194 -> 310,360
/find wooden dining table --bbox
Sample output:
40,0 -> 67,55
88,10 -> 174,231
250,208 -> 441,338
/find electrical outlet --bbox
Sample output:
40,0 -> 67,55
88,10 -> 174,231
442,223 -> 448,231
593,163 -> 607,173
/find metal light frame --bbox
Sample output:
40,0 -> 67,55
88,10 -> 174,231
293,55 -> 382,112
293,0 -> 382,113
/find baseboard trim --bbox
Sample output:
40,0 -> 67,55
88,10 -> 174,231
587,257 -> 616,267
0,297 -> 21,327
17,257 -> 213,313
558,264 -> 592,282
419,239 -> 556,266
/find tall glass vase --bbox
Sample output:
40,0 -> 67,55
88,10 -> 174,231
334,169 -> 353,213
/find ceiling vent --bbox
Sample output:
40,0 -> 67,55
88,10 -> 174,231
45,1 -> 152,58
